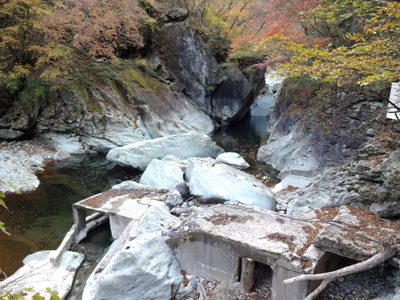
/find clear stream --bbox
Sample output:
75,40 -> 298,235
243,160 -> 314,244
0,115 -> 274,279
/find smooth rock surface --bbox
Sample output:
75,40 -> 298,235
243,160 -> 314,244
189,163 -> 276,210
140,159 -> 185,189
0,250 -> 84,300
137,204 -> 181,236
158,24 -> 258,125
112,181 -> 153,190
82,232 -> 183,300
53,150 -> 70,161
0,149 -> 50,193
185,157 -> 216,182
216,152 -> 250,169
107,133 -> 223,170
250,93 -> 275,117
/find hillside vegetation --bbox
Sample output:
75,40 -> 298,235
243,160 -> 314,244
1,0 -> 399,102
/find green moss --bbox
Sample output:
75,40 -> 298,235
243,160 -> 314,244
124,68 -> 163,93
119,104 -> 126,111
79,86 -> 88,100
87,104 -> 103,114
122,80 -> 137,99
124,69 -> 149,89
108,79 -> 126,101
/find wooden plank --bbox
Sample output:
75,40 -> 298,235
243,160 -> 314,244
240,257 -> 254,292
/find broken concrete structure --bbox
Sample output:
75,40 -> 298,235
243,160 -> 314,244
69,188 -> 400,300
72,188 -> 180,239
166,204 -> 336,300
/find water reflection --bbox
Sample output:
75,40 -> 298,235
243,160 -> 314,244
212,116 -> 280,184
0,155 -> 140,276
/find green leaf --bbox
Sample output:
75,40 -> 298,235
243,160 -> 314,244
0,221 -> 10,236
0,198 -> 8,209
49,294 -> 61,300
32,293 -> 45,300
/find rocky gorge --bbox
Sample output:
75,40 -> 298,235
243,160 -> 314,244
1,0 -> 400,299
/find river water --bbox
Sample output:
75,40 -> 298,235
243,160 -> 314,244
0,155 -> 140,277
0,115 -> 275,280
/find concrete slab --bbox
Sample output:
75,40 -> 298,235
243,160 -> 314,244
314,205 -> 400,261
168,204 -> 330,300
73,188 -> 170,239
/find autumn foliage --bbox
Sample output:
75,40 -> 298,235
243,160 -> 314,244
48,0 -> 144,58
257,0 -> 400,85
0,0 -> 144,90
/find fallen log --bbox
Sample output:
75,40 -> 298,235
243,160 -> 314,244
284,235 -> 400,300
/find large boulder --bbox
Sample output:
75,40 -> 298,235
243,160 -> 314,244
188,163 -> 276,210
0,148 -> 54,193
211,64 -> 254,125
137,203 -> 181,236
158,24 -> 258,125
140,159 -> 185,190
0,250 -> 84,299
107,133 -> 224,170
82,232 -> 183,300
185,157 -> 216,182
216,152 -> 249,169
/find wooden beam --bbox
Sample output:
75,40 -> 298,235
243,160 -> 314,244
240,257 -> 254,292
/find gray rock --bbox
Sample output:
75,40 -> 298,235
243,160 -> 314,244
82,232 -> 183,300
137,204 -> 181,236
0,150 -> 45,193
370,202 -> 400,218
112,181 -> 153,190
216,152 -> 250,169
211,64 -> 255,125
0,129 -> 24,140
107,133 -> 223,170
162,155 -> 187,166
44,133 -> 87,155
286,168 -> 361,215
140,159 -> 185,189
53,150 -> 70,161
188,163 -> 275,210
166,8 -> 188,22
185,157 -> 216,182
175,182 -> 190,198
0,250 -> 84,299
258,128 -> 319,179
250,71 -> 283,117
250,93 -> 275,117
158,24 -> 258,125
161,189 -> 184,207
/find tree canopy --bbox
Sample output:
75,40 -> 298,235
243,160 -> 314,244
0,0 -> 144,91
256,0 -> 400,86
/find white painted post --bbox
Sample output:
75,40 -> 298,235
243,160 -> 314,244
387,82 -> 400,120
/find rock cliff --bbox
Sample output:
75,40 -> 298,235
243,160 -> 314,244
0,0 -> 263,152
258,76 -> 396,215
